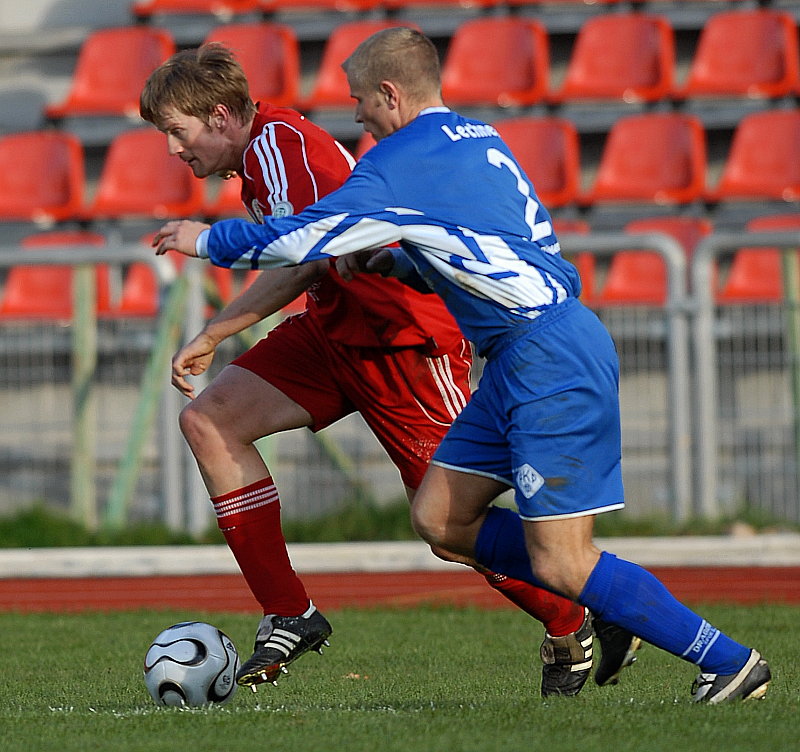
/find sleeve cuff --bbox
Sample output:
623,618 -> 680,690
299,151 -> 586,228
195,228 -> 210,258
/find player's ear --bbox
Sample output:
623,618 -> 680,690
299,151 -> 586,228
209,103 -> 230,130
379,81 -> 400,109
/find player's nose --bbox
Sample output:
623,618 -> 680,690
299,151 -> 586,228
166,134 -> 183,156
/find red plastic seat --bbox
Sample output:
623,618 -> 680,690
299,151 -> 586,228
678,10 -> 800,100
87,128 -> 205,221
45,27 -> 175,119
507,0 -> 618,5
300,21 -> 419,110
441,17 -> 549,107
717,214 -> 800,304
260,0 -> 380,10
582,113 -> 707,205
594,217 -> 712,306
133,0 -> 260,17
114,263 -> 160,317
0,131 -> 85,225
203,23 -> 300,108
550,13 -> 675,103
706,109 -> 800,202
383,0 -> 499,8
0,232 -> 110,319
493,117 -> 580,208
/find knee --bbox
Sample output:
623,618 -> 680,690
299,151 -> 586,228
178,400 -> 218,452
410,501 -> 441,546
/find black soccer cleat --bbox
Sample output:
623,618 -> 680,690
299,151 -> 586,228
593,616 -> 642,686
691,649 -> 771,704
539,609 -> 594,697
236,606 -> 332,689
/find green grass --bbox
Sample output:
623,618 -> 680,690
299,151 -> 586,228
2,503 -> 797,549
1,604 -> 796,752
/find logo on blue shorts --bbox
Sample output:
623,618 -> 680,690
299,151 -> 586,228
515,463 -> 544,499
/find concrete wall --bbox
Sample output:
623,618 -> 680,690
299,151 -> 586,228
0,0 -> 129,32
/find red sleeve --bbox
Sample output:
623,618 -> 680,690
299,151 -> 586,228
241,118 -> 352,221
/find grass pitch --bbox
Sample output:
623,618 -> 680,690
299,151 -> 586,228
1,604 -> 796,752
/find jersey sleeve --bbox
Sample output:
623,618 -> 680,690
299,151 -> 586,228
243,120 -> 332,218
207,162 -> 401,269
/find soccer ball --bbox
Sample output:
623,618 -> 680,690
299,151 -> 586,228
143,621 -> 240,707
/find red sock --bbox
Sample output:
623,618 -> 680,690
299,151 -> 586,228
484,572 -> 585,636
212,477 -> 310,617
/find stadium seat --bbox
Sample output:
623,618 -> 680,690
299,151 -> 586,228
87,128 -> 205,221
581,113 -> 707,205
133,0 -> 261,18
625,216 -> 713,262
0,131 -> 85,225
260,0 -> 380,10
717,214 -> 800,304
0,231 -> 110,319
677,9 -> 800,100
493,117 -> 580,208
202,23 -> 300,108
594,217 -> 712,306
440,17 -> 549,107
114,263 -> 161,317
549,13 -> 675,104
506,0 -> 619,5
45,27 -> 175,120
300,21 -> 420,110
383,0 -> 499,8
706,109 -> 800,202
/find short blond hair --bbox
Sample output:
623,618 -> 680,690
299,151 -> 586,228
343,27 -> 441,104
140,43 -> 256,127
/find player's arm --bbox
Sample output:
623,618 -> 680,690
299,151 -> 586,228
155,166 -> 401,267
170,261 -> 326,398
336,246 -> 433,294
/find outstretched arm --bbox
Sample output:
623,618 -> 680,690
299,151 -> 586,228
170,261 -> 327,397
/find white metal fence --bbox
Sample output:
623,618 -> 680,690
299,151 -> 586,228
0,230 -> 798,533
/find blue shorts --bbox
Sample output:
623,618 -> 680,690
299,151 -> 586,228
432,299 -> 625,520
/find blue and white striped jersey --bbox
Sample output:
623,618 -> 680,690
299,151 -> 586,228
205,108 -> 581,356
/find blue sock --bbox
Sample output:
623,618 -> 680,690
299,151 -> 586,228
475,507 -> 751,675
581,552 -> 751,674
474,506 -> 550,591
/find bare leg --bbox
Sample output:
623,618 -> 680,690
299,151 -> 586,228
179,364 -> 312,495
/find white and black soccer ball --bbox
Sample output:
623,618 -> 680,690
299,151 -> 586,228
143,621 -> 240,707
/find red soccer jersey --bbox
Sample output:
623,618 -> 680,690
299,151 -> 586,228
239,103 -> 464,352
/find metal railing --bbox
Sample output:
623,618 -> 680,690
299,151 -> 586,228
0,229 -> 798,531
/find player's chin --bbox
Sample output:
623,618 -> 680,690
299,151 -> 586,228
183,159 -> 209,178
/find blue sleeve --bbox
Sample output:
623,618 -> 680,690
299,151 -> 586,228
205,163 -> 402,270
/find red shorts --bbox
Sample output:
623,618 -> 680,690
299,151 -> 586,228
232,313 -> 472,489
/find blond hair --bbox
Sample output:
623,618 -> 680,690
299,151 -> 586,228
140,43 -> 256,127
343,27 -> 441,104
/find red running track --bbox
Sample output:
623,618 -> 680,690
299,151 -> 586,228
0,567 -> 798,613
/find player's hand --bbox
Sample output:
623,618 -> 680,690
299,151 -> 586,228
152,220 -> 210,257
336,248 -> 395,281
171,331 -> 218,398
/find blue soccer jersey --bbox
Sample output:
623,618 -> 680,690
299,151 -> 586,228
204,108 -> 581,358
